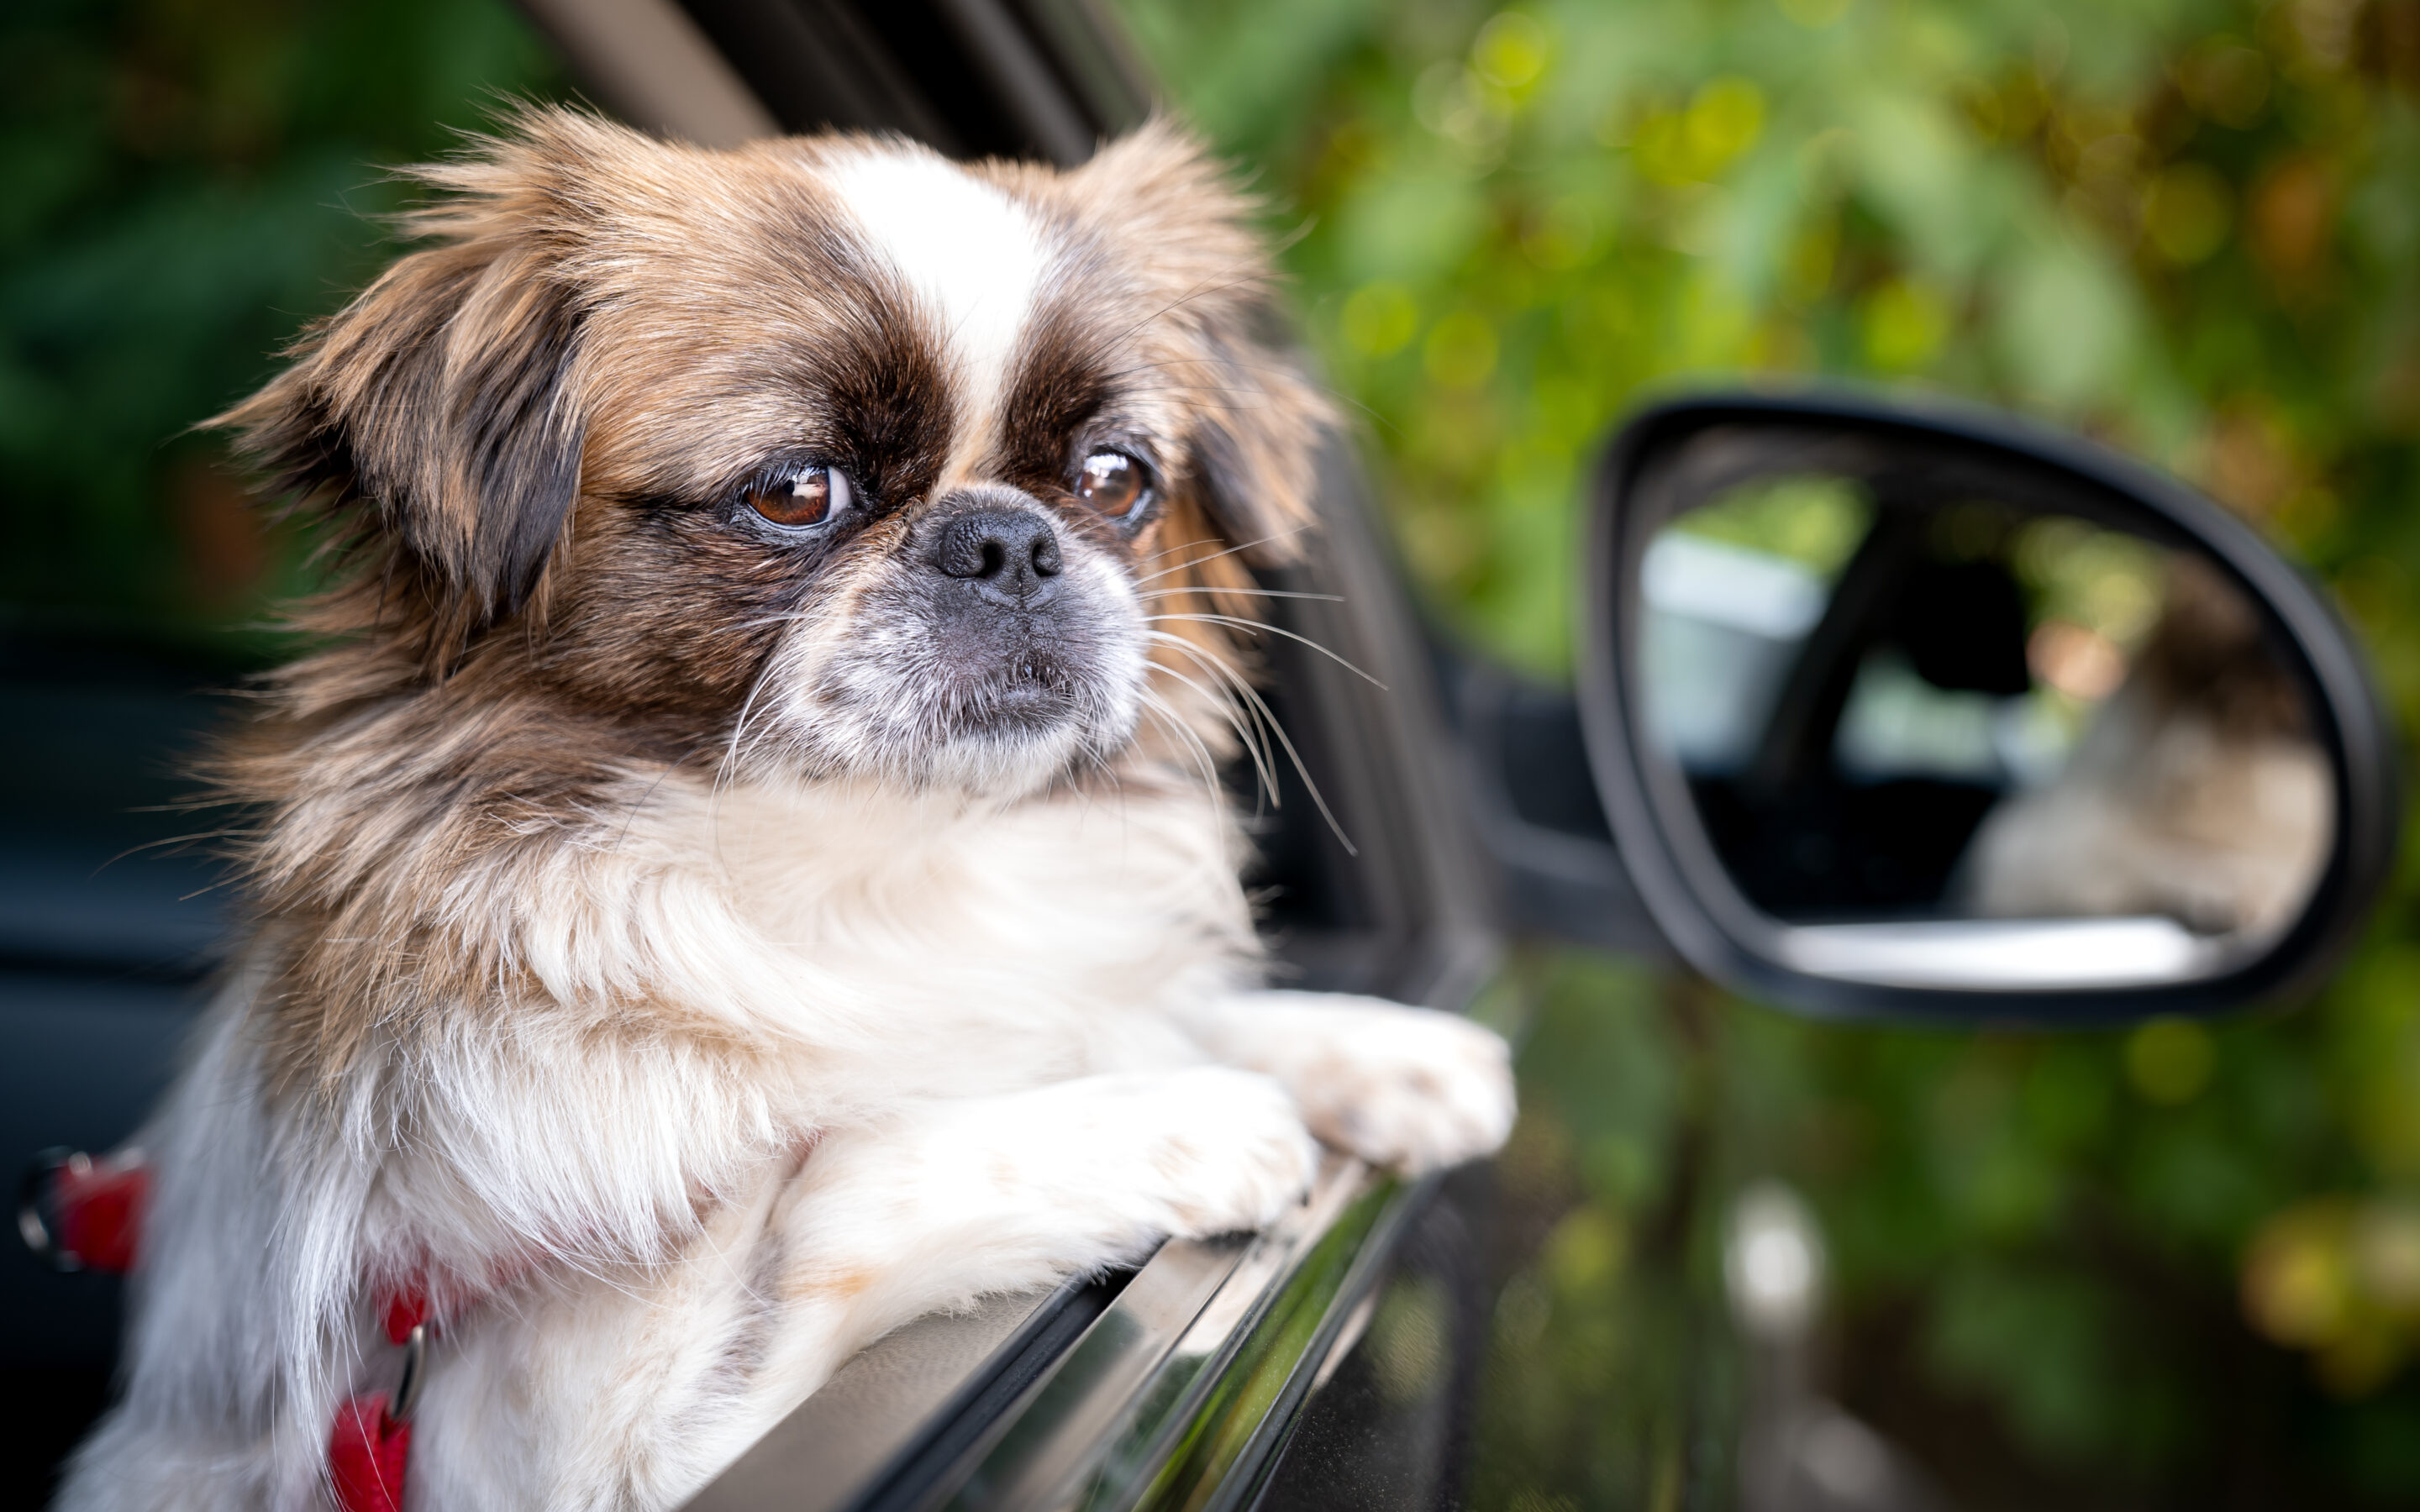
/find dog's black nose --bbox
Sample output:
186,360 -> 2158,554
933,510 -> 1063,602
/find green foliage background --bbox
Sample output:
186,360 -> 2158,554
1105,0 -> 2420,1504
0,0 -> 566,651
8,0 -> 2420,1503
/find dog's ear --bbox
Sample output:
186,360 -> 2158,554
218,111 -> 606,661
1067,120 -> 1335,564
1181,319 -> 1331,565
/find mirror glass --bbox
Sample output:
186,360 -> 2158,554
1634,428 -> 2333,990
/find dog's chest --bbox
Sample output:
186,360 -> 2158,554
674,780 -> 1250,1083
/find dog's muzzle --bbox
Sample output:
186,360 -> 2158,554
915,489 -> 1092,710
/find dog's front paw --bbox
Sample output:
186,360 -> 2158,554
1266,997 -> 1517,1176
1134,1066 -> 1320,1236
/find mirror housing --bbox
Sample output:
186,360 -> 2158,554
1578,388 -> 2400,1021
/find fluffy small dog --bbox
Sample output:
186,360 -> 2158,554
58,110 -> 1513,1511
1964,557 -> 2330,935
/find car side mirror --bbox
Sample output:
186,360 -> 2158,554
1576,389 -> 2400,1020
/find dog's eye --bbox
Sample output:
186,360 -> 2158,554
1075,451 -> 1148,519
744,466 -> 852,528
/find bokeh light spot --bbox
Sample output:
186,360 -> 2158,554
1686,76 -> 1766,167
1425,309 -> 1500,387
2352,1204 -> 2420,1317
1859,277 -> 1950,372
1544,1205 -> 1627,1294
2244,1202 -> 2354,1347
2126,1016 -> 2216,1105
2145,164 -> 2233,265
1472,11 -> 1549,92
1340,281 -> 1419,356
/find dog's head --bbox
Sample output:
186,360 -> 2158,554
223,108 -> 1328,794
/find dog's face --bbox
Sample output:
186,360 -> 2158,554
228,111 -> 1324,794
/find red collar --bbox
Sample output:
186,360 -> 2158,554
26,1148 -> 439,1512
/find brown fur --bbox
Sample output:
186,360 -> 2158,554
2130,554 -> 2309,741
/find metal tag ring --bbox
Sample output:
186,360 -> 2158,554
394,1324 -> 429,1421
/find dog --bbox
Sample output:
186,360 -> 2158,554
1962,554 -> 2330,937
55,109 -> 1514,1511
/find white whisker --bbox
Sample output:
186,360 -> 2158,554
1137,691 -> 1223,806
1139,533 -> 1228,570
1144,612 -> 1386,690
1136,587 -> 1343,605
1144,638 -> 1277,805
1135,526 -> 1308,585
1144,630 -> 1355,855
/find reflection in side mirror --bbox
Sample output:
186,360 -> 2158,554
1648,476 -> 2326,980
1582,391 -> 2397,1018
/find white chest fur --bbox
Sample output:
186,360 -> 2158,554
588,773 -> 1257,1109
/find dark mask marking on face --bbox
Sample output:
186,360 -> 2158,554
993,280 -> 1131,515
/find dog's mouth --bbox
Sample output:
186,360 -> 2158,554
942,644 -> 1086,730
765,530 -> 1147,790
875,624 -> 1143,783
